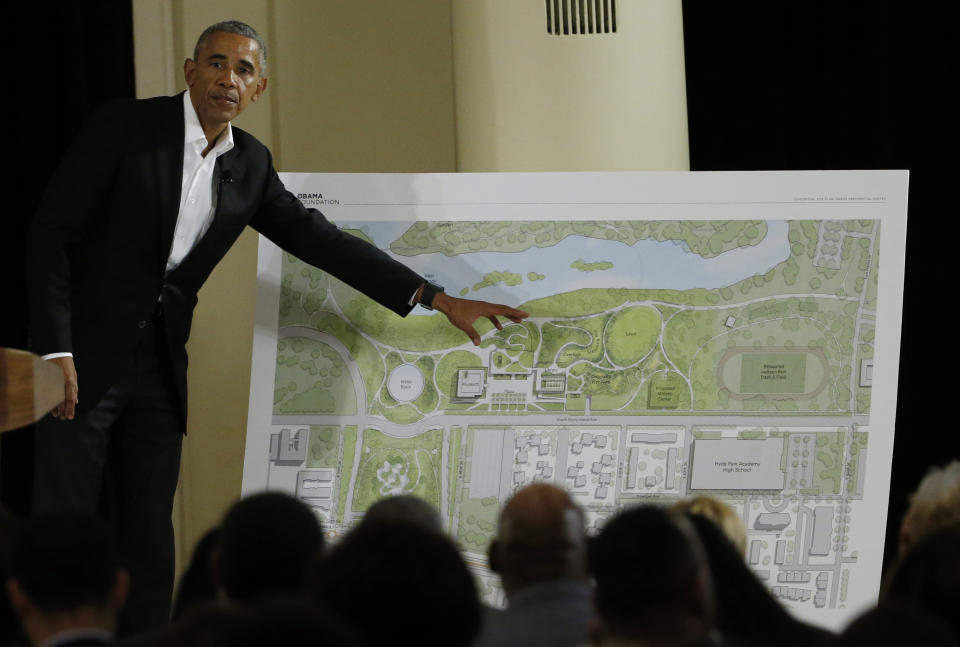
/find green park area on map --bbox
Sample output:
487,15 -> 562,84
273,219 -> 879,420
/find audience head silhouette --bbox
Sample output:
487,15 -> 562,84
475,484 -> 593,647
6,511 -> 129,646
215,491 -> 323,602
360,494 -> 444,533
489,483 -> 588,598
312,519 -> 481,647
589,505 -> 714,647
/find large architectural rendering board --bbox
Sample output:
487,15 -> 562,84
243,171 -> 908,630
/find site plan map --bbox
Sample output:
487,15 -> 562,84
243,172 -> 908,630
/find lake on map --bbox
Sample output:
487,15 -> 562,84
343,220 -> 791,312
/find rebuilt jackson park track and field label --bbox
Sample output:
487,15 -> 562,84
243,172 -> 908,630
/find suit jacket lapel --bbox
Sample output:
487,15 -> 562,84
189,146 -> 246,257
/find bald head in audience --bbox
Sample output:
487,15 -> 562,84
488,483 -> 588,599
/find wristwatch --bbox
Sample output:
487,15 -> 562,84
419,281 -> 445,311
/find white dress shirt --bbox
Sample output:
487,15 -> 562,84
168,90 -> 234,271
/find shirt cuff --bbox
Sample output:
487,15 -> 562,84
41,352 -> 73,360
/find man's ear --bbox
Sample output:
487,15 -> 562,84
184,58 -> 196,86
587,589 -> 607,646
488,539 -> 500,573
898,524 -> 913,555
251,77 -> 268,102
687,566 -> 714,624
110,569 -> 131,611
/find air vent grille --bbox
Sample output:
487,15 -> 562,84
546,0 -> 618,35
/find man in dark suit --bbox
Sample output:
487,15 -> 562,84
27,20 -> 526,635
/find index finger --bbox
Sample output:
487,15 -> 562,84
63,395 -> 77,420
488,304 -> 529,321
62,381 -> 78,420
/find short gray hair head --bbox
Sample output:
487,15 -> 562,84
194,20 -> 268,76
903,460 -> 960,544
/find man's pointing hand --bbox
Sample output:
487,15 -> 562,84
432,292 -> 529,346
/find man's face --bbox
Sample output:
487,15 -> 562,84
184,31 -> 267,132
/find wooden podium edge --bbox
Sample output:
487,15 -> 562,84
0,348 -> 64,433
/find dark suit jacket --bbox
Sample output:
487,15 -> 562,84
28,94 -> 423,423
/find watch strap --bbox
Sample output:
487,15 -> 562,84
419,281 -> 444,311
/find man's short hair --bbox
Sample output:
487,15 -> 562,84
7,511 -> 119,613
312,520 -> 481,647
193,20 -> 268,76
217,492 -> 323,601
589,505 -> 710,635
360,495 -> 443,533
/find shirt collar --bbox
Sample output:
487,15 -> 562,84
183,90 -> 234,157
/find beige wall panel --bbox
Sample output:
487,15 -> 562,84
452,0 -> 689,171
133,0 -> 178,98
271,0 -> 456,172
